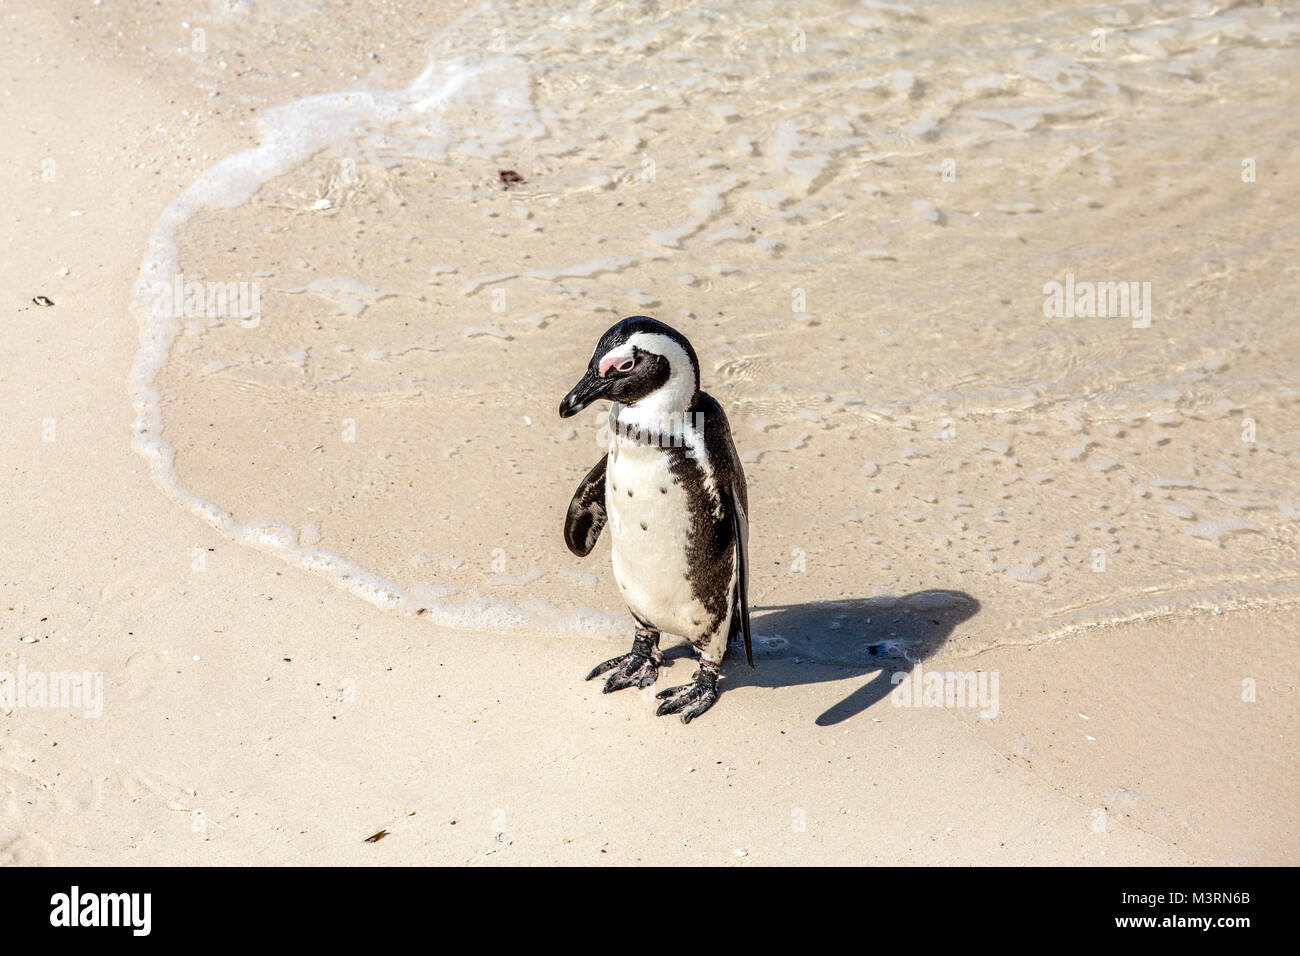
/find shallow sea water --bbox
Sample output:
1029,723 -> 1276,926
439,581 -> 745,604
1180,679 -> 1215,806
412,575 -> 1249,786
133,0 -> 1300,661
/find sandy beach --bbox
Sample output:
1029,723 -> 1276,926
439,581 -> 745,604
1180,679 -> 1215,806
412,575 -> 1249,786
2,0 -> 1297,865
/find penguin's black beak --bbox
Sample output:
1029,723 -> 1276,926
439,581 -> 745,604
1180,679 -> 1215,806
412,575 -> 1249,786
559,367 -> 612,418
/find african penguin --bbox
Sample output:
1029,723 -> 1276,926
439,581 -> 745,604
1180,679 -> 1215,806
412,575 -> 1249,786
559,316 -> 751,724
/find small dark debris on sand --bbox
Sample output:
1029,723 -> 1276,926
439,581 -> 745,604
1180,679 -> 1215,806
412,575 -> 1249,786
498,169 -> 525,188
364,829 -> 389,843
33,295 -> 54,307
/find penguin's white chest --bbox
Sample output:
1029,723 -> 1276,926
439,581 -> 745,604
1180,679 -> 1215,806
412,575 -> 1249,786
606,436 -> 708,639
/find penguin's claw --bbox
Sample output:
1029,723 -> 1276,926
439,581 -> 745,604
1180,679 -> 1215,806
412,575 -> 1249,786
654,665 -> 720,724
585,631 -> 663,693
586,651 -> 660,693
585,652 -> 627,681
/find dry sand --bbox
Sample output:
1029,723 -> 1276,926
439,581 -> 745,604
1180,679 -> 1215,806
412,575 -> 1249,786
2,0 -> 1296,865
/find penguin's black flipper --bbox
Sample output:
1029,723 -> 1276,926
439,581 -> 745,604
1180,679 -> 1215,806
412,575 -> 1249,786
724,478 -> 753,668
564,454 -> 608,557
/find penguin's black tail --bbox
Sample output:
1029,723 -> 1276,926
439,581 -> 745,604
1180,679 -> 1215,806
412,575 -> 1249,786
729,583 -> 754,669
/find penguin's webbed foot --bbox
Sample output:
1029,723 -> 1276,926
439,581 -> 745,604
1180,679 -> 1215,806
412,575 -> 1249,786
585,630 -> 662,693
655,662 -> 720,724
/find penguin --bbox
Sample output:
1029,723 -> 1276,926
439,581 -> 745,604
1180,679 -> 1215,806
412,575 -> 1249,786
558,316 -> 751,724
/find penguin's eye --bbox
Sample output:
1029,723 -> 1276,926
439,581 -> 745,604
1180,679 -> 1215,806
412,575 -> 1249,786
616,357 -> 636,373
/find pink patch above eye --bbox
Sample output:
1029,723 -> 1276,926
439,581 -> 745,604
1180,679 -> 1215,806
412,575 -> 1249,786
599,354 -> 635,377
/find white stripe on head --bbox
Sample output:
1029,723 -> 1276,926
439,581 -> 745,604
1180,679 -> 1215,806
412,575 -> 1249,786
599,331 -> 698,422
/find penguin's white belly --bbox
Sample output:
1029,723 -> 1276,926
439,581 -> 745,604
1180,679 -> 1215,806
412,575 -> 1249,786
606,440 -> 708,640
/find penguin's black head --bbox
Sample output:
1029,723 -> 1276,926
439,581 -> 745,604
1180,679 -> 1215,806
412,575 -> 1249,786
559,316 -> 700,419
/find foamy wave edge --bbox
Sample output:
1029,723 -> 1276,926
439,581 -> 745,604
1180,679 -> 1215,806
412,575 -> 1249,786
962,582 -> 1300,658
126,51 -> 625,640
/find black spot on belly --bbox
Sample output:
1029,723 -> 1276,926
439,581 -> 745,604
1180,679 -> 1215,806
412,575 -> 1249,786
640,521 -> 647,531
659,486 -> 667,494
692,619 -> 700,626
627,489 -> 633,497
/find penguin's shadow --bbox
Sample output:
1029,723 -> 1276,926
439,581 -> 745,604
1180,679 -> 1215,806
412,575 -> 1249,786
670,590 -> 979,726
